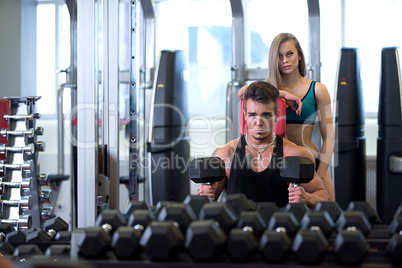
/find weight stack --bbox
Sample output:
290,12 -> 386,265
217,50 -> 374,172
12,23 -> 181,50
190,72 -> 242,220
333,48 -> 366,209
147,50 -> 190,206
0,97 -> 48,229
377,47 -> 402,224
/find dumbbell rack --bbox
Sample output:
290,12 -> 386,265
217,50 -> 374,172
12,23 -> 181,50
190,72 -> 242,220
0,97 -> 48,230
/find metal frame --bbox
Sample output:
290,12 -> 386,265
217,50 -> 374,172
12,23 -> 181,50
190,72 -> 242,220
77,0 -> 98,227
307,0 -> 321,82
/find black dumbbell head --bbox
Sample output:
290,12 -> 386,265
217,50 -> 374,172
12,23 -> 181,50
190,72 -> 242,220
189,157 -> 226,184
333,228 -> 369,266
0,241 -> 14,256
111,226 -> 142,259
77,227 -> 112,258
0,223 -> 14,237
280,156 -> 314,184
157,203 -> 197,233
227,228 -> 259,262
256,202 -> 279,226
45,244 -> 70,257
127,209 -> 155,228
199,203 -> 238,233
95,210 -> 126,234
236,211 -> 266,237
314,201 -> 342,223
124,201 -> 151,220
292,227 -> 329,264
284,203 -> 310,224
300,211 -> 335,238
139,221 -> 185,261
389,215 -> 402,235
387,233 -> 402,266
44,217 -> 69,233
337,210 -> 371,236
183,194 -> 213,219
222,193 -> 256,217
346,201 -> 382,225
5,230 -> 26,243
185,219 -> 227,262
13,244 -> 43,258
268,212 -> 300,238
259,228 -> 292,263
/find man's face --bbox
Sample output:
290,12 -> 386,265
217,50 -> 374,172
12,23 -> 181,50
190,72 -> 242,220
244,99 -> 278,141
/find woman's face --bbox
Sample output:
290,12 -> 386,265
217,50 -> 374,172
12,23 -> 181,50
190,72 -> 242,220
278,40 -> 300,75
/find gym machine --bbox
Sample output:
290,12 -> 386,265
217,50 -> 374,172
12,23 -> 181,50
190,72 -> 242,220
333,48 -> 366,209
146,50 -> 190,206
377,47 -> 402,224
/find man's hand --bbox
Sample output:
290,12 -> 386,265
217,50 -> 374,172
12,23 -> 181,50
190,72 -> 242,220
288,183 -> 309,204
198,184 -> 217,201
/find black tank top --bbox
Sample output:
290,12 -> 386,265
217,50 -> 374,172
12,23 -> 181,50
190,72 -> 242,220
226,135 -> 289,207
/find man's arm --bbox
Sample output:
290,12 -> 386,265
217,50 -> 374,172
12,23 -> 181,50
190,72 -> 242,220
285,142 -> 330,209
197,140 -> 237,201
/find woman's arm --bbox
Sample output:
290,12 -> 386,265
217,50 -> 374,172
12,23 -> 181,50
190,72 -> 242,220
315,82 -> 335,199
238,85 -> 302,115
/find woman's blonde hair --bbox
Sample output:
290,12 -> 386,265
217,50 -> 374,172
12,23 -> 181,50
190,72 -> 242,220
266,33 -> 307,90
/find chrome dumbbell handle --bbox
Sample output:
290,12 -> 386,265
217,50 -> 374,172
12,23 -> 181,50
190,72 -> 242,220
1,196 -> 32,210
0,178 -> 31,192
0,144 -> 35,155
0,215 -> 32,229
0,128 -> 35,138
0,160 -> 33,173
3,113 -> 40,121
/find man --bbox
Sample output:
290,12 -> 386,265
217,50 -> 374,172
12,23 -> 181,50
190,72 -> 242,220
197,81 -> 329,209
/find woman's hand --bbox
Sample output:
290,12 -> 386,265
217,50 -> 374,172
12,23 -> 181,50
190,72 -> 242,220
280,90 -> 302,115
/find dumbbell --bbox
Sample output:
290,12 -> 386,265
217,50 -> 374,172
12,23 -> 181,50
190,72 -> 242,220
222,193 -> 257,218
0,128 -> 34,138
198,202 -> 238,234
183,194 -> 213,219
280,156 -> 314,186
292,226 -> 329,264
0,223 -> 16,256
189,157 -> 226,197
139,220 -> 185,261
226,210 -> 267,262
259,211 -> 299,263
111,209 -> 155,259
0,160 -> 33,173
3,113 -> 40,121
138,201 -> 198,261
183,202 -> 237,262
284,203 -> 310,224
334,210 -> 371,265
314,201 -> 342,223
184,219 -> 227,262
25,217 -> 69,243
386,205 -> 402,266
154,201 -> 197,234
255,202 -> 280,226
0,197 -> 32,211
123,200 -> 151,220
0,143 -> 35,155
0,215 -> 31,230
0,178 -> 31,194
77,209 -> 126,258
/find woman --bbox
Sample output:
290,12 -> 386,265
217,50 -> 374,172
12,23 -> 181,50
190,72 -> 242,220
239,33 -> 335,201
